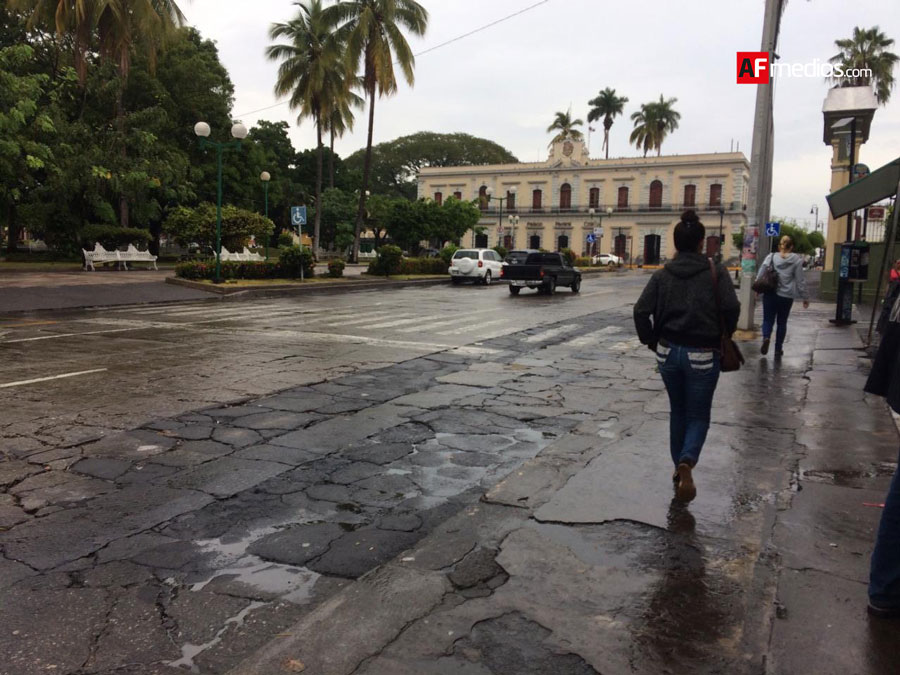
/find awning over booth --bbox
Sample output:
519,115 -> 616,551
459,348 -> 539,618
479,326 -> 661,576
827,156 -> 900,218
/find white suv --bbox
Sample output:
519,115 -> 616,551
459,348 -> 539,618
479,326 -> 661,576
449,249 -> 504,285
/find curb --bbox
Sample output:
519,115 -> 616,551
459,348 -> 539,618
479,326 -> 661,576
165,275 -> 451,298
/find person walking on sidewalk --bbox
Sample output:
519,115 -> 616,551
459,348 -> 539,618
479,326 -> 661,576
756,235 -> 809,356
633,210 -> 741,501
864,299 -> 900,619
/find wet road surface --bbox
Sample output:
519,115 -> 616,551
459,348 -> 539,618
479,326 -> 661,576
1,272 -> 898,675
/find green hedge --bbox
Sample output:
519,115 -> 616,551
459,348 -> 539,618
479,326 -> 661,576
278,245 -> 316,278
175,261 -> 282,280
398,258 -> 448,274
574,256 -> 592,267
80,225 -> 152,250
367,245 -> 404,276
327,259 -> 345,278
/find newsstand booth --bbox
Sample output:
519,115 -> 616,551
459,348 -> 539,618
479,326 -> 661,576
826,156 -> 900,339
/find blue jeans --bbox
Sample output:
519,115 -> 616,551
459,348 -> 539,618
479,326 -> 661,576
762,293 -> 794,351
870,452 -> 900,609
657,343 -> 721,467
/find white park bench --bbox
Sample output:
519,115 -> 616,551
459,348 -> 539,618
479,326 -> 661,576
358,251 -> 377,260
82,243 -> 158,271
219,246 -> 265,262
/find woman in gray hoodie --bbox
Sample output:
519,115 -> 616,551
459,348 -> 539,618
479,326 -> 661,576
756,235 -> 809,356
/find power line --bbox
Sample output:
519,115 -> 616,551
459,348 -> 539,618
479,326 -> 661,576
235,0 -> 553,118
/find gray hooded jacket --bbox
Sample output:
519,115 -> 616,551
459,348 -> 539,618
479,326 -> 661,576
756,252 -> 808,300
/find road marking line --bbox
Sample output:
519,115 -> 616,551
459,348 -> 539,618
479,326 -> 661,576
437,318 -> 509,335
0,320 -> 59,327
0,368 -> 108,388
395,307 -> 498,332
522,325 -> 582,343
4,328 -> 143,343
365,313 -> 446,329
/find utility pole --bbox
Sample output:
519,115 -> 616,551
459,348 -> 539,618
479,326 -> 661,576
738,0 -> 784,331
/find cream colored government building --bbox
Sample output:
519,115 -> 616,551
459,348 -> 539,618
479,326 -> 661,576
417,139 -> 750,264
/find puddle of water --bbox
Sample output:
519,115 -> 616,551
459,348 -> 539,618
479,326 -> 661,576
167,600 -> 266,673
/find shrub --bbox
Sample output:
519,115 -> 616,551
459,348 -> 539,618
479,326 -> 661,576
369,244 -> 403,277
163,203 -> 274,251
439,244 -> 458,266
327,259 -> 345,278
279,245 -> 315,279
492,245 -> 508,260
560,248 -> 576,266
80,225 -> 152,250
575,256 -> 592,267
398,257 -> 448,275
175,261 -> 282,280
277,231 -> 294,248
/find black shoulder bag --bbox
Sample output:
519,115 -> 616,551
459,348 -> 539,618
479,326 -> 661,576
710,259 -> 744,372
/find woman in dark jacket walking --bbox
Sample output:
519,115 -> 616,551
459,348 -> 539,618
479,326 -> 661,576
634,210 -> 741,501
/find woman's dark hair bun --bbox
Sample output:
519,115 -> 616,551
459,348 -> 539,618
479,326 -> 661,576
681,209 -> 699,225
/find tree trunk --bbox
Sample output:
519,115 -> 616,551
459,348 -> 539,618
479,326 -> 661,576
353,85 -> 376,264
116,82 -> 129,228
329,127 -> 335,189
604,117 -> 613,159
5,202 -> 18,254
314,115 -> 323,257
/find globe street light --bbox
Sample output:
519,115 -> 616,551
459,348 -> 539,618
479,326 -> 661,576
195,121 -> 247,283
486,186 -> 517,247
260,171 -> 271,260
507,214 -> 519,250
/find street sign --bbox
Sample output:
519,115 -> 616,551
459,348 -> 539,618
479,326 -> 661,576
765,221 -> 781,237
290,206 -> 307,227
853,163 -> 870,180
593,227 -> 603,236
586,234 -> 596,243
868,206 -> 886,220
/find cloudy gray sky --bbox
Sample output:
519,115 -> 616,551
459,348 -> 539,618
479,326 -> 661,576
185,0 -> 900,232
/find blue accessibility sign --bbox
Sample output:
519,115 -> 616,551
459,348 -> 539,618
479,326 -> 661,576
291,206 -> 307,227
586,233 -> 596,243
765,221 -> 781,237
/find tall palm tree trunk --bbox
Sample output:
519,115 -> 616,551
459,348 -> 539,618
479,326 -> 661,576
314,115 -> 323,256
353,86 -> 376,264
329,127 -> 335,189
116,84 -> 129,228
604,117 -> 613,159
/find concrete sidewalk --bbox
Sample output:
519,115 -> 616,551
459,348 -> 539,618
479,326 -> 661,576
228,307 -> 900,675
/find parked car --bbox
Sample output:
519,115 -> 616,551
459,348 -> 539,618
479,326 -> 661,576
448,248 -> 505,285
592,253 -> 623,266
501,251 -> 582,295
504,249 -> 539,265
419,248 -> 441,258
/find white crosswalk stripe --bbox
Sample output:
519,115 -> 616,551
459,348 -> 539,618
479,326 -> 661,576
436,318 -> 510,335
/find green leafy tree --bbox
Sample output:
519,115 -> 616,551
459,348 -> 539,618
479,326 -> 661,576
267,0 -> 345,254
163,203 -> 274,251
344,132 -> 517,200
0,43 -> 58,252
587,88 -> 628,159
829,26 -> 898,105
547,110 -> 584,146
323,0 -> 429,262
315,187 -> 357,251
433,196 -> 480,247
630,95 -> 680,156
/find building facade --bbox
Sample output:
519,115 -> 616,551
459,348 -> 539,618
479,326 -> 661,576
417,139 -> 750,264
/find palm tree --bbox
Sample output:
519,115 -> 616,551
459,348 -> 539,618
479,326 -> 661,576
9,0 -> 185,227
587,88 -> 628,159
630,95 -> 680,157
323,76 -> 364,189
829,25 -> 899,105
267,0 -> 344,254
546,110 -> 584,146
324,0 -> 428,263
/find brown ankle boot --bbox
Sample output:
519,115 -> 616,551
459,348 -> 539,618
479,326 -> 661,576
675,463 -> 697,502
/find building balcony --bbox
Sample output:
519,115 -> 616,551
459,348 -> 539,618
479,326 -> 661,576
478,202 -> 744,216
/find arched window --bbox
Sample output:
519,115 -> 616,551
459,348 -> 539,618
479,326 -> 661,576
532,189 -> 543,211
617,186 -> 629,209
529,234 -> 541,249
559,183 -> 572,210
709,183 -> 723,207
506,190 -> 516,211
589,187 -> 600,209
683,184 -> 696,207
478,186 -> 488,210
557,235 -> 569,251
649,180 -> 663,208
453,191 -> 462,200
434,191 -> 443,205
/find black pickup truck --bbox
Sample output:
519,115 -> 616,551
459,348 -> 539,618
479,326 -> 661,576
500,252 -> 582,295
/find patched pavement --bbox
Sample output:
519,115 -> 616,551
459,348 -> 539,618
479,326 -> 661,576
2,278 -> 899,674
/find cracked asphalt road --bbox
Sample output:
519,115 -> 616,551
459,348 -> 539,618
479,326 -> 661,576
0,273 -> 647,674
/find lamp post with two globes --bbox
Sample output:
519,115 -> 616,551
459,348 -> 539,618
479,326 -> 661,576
194,121 -> 248,283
